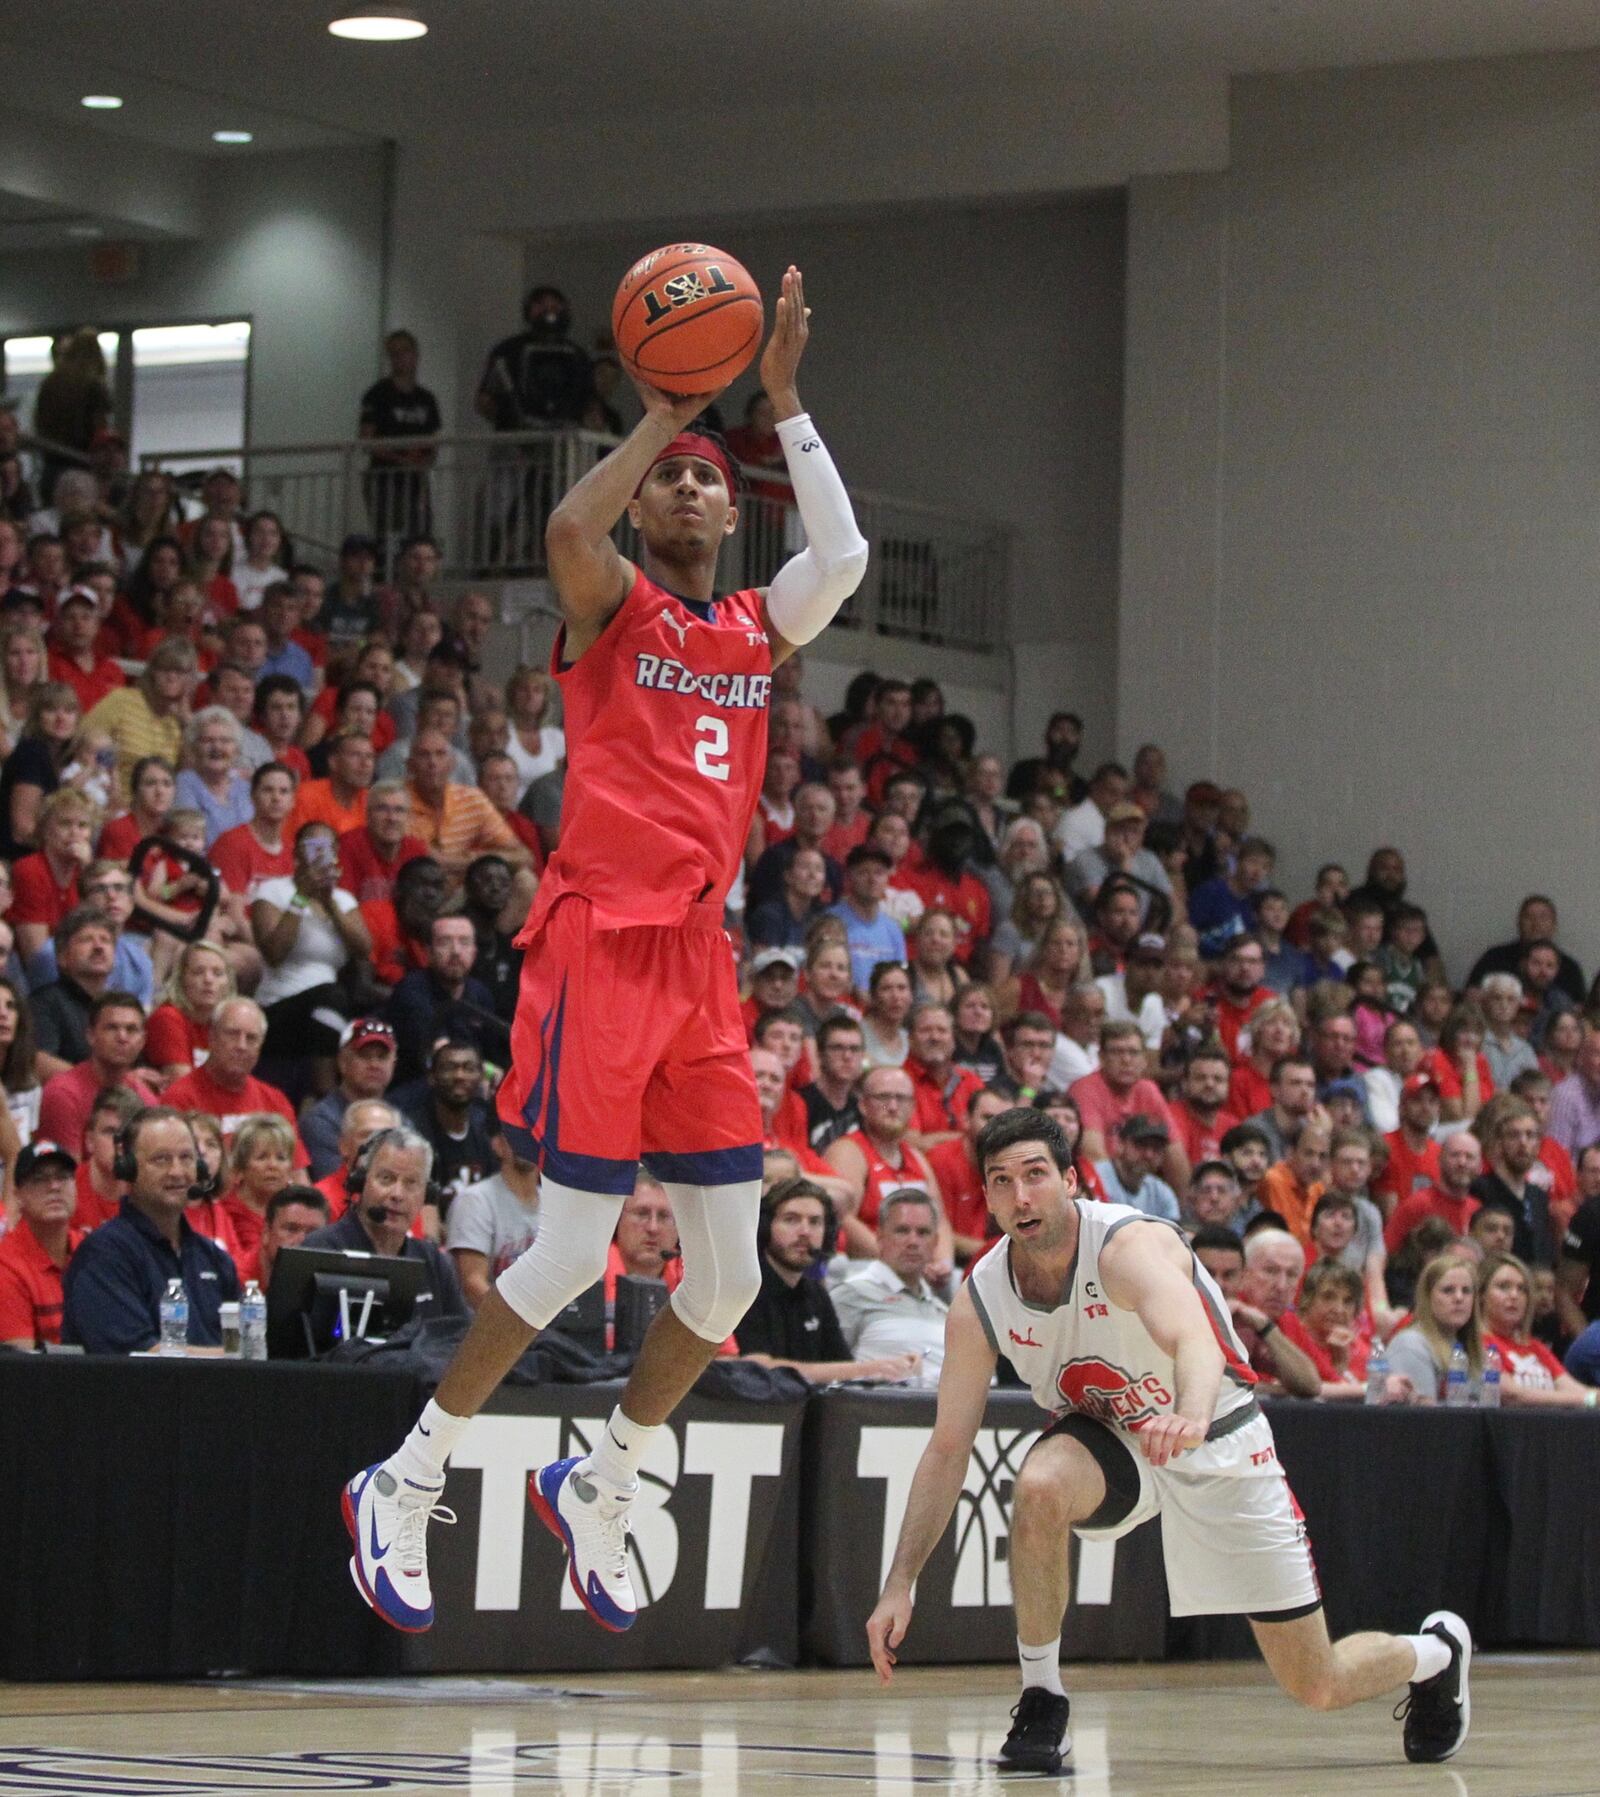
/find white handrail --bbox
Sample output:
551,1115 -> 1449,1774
139,426 -> 1010,651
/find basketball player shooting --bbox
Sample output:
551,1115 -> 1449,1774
865,1107 -> 1473,1776
343,268 -> 869,1636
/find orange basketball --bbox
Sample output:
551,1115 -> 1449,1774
612,244 -> 763,395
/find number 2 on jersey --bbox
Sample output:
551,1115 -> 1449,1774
693,714 -> 731,782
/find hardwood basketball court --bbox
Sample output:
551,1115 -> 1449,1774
0,1656 -> 1589,1793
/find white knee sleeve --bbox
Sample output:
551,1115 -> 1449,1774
664,1180 -> 763,1345
496,1176 -> 623,1329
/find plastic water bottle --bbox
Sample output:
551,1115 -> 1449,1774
1481,1343 -> 1501,1409
1445,1342 -> 1471,1407
239,1281 -> 268,1361
159,1278 -> 189,1355
1365,1342 -> 1389,1405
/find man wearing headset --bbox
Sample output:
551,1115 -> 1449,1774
303,1125 -> 466,1322
733,1176 -> 921,1385
62,1108 -> 241,1354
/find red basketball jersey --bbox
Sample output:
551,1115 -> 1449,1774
522,565 -> 773,936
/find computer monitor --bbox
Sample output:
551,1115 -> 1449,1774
613,1274 -> 670,1355
266,1245 -> 429,1359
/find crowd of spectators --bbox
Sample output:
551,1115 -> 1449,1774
4,348 -> 1600,1413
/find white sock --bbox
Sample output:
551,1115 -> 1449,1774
1404,1631 -> 1452,1683
384,1399 -> 468,1490
1018,1635 -> 1066,1697
580,1405 -> 660,1498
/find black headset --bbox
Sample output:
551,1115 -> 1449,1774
114,1111 -> 214,1201
346,1126 -> 443,1214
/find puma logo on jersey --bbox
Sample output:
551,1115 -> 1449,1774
1009,1327 -> 1043,1349
659,607 -> 691,648
634,654 -> 772,710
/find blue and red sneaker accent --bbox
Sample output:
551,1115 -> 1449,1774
529,1456 -> 638,1632
342,1462 -> 454,1634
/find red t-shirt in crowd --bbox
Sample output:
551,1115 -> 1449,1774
832,1129 -> 936,1232
290,625 -> 329,670
1374,1129 -> 1442,1207
925,1137 -> 991,1247
908,1058 -> 984,1137
311,684 -> 397,751
898,865 -> 991,964
497,805 -> 546,872
1484,1332 -> 1567,1390
211,823 -> 294,898
1211,987 -> 1274,1063
9,852 -> 80,929
820,812 -> 872,864
1227,1062 -> 1273,1120
97,811 -> 149,864
337,827 -> 428,904
1068,1070 -> 1176,1144
1422,1046 -> 1495,1107
145,1004 -> 211,1073
1279,1308 -> 1369,1385
161,1064 -> 308,1164
38,1064 -> 159,1158
1537,1137 -> 1578,1224
1168,1100 -> 1240,1168
48,646 -> 125,713
0,1219 -> 84,1346
73,1163 -> 123,1230
360,899 -> 428,986
216,1193 -> 267,1284
1384,1185 -> 1479,1255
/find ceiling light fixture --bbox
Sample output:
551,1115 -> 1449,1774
80,94 -> 123,109
212,129 -> 254,144
328,5 -> 427,40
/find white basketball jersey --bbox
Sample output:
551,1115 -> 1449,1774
965,1200 -> 1258,1441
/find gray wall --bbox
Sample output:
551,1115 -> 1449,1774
530,197 -> 1127,756
1120,53 -> 1600,978
0,146 -> 387,447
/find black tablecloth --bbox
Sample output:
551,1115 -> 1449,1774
3,1355 -> 1598,1680
0,1356 -> 417,1680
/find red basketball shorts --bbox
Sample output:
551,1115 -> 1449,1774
497,894 -> 763,1195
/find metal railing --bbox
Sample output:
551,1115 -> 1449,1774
140,429 -> 1009,651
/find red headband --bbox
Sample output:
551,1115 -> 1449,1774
637,432 -> 738,504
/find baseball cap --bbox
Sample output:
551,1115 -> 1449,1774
340,533 -> 379,559
751,947 -> 802,976
1131,932 -> 1166,960
16,1139 -> 76,1182
57,586 -> 99,611
1120,1112 -> 1170,1147
1322,1077 -> 1367,1107
340,1017 -> 396,1052
1402,1070 -> 1442,1100
1105,801 -> 1146,827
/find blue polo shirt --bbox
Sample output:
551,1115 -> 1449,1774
62,1201 -> 240,1354
826,899 -> 907,997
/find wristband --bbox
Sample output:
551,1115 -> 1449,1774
1258,1317 -> 1277,1338
1585,1388 -> 1597,1410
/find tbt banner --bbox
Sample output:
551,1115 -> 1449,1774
800,1388 -> 1168,1665
409,1382 -> 807,1672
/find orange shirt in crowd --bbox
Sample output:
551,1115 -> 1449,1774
1259,1160 -> 1320,1248
292,779 -> 368,839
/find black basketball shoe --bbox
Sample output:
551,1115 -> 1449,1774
1396,1610 -> 1472,1763
999,1687 -> 1072,1774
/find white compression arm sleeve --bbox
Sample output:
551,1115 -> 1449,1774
763,413 -> 869,645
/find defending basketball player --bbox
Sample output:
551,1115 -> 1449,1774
865,1107 -> 1473,1775
343,267 -> 869,1635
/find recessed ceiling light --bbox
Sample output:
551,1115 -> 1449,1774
328,5 -> 427,40
80,94 -> 123,110
212,129 -> 254,144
